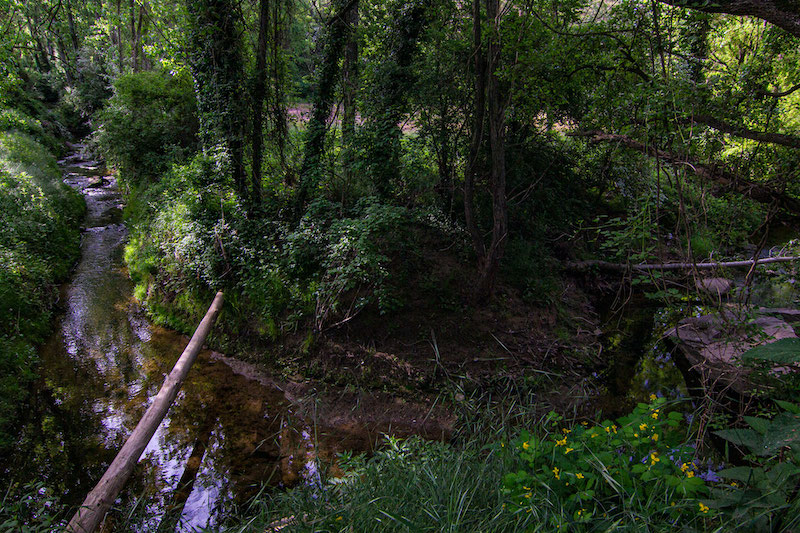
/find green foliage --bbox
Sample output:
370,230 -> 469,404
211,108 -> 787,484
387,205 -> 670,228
741,338 -> 800,365
504,397 -> 711,528
231,435 -> 527,532
0,481 -> 66,532
0,131 -> 83,452
96,70 -> 199,182
712,404 -> 800,530
124,151 -> 429,348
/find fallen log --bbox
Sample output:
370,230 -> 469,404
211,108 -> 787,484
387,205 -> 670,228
566,256 -> 800,273
67,291 -> 225,533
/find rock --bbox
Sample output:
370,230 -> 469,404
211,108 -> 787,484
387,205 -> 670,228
86,176 -> 109,188
695,277 -> 734,298
666,310 -> 797,396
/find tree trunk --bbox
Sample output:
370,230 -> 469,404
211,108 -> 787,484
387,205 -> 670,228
477,0 -> 507,301
136,2 -> 147,71
464,0 -> 487,262
342,0 -> 359,183
296,0 -> 353,214
130,0 -> 138,71
364,0 -> 431,197
56,37 -> 74,85
66,0 -> 80,52
251,0 -> 270,208
272,0 -> 288,173
116,0 -> 124,72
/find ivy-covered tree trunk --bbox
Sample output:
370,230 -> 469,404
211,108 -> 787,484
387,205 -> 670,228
251,0 -> 270,208
342,0 -> 359,183
187,0 -> 248,199
364,0 -> 431,198
272,0 -> 289,174
296,0 -> 352,215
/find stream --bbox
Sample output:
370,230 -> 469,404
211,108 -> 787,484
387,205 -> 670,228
2,146 -> 387,531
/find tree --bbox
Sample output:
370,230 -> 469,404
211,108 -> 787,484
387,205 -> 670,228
187,0 -> 248,198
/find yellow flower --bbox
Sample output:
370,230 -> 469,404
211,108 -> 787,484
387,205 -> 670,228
651,409 -> 660,419
524,492 -> 532,499
731,482 -> 739,488
553,467 -> 560,480
523,441 -> 530,450
680,463 -> 690,472
652,433 -> 659,442
562,428 -> 571,434
639,423 -> 648,431
555,437 -> 567,446
336,516 -> 343,521
605,426 -> 611,433
612,425 -> 618,434
699,502 -> 709,514
650,393 -> 657,401
576,473 -> 584,479
634,433 -> 639,438
565,447 -> 574,454
687,470 -> 695,478
650,452 -> 660,466
581,421 -> 588,426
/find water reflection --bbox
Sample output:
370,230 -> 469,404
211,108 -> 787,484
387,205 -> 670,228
2,148 -> 428,532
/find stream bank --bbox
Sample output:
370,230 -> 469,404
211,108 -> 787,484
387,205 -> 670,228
2,145 -> 451,531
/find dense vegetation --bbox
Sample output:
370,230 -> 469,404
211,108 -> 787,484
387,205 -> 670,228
0,71 -> 84,451
6,0 -> 800,530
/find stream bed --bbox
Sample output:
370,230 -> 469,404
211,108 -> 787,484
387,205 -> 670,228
2,146 -> 415,531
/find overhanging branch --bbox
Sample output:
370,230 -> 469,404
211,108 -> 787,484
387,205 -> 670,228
567,130 -> 800,214
691,114 -> 800,150
657,1 -> 800,39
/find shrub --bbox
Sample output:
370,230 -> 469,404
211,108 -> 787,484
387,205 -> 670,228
96,70 -> 199,182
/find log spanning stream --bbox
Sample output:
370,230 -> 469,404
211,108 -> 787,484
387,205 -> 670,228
2,146 -> 415,531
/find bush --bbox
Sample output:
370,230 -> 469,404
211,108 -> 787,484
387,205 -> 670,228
96,70 -> 199,182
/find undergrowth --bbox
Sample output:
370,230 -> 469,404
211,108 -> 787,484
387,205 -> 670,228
0,125 -> 84,450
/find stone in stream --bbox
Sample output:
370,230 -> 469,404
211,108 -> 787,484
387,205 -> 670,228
666,309 -> 797,397
86,176 -> 110,188
695,277 -> 734,298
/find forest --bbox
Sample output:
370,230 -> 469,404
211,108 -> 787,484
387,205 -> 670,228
4,0 -> 800,530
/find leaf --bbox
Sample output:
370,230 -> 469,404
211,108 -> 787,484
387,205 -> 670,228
714,428 -> 763,453
743,416 -> 770,435
763,413 -> 800,454
717,466 -> 759,483
740,338 -> 800,364
775,400 -> 800,414
766,462 -> 800,487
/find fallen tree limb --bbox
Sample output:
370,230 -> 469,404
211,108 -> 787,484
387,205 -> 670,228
691,114 -> 800,150
567,130 -> 800,214
566,256 -> 800,273
67,291 -> 225,533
